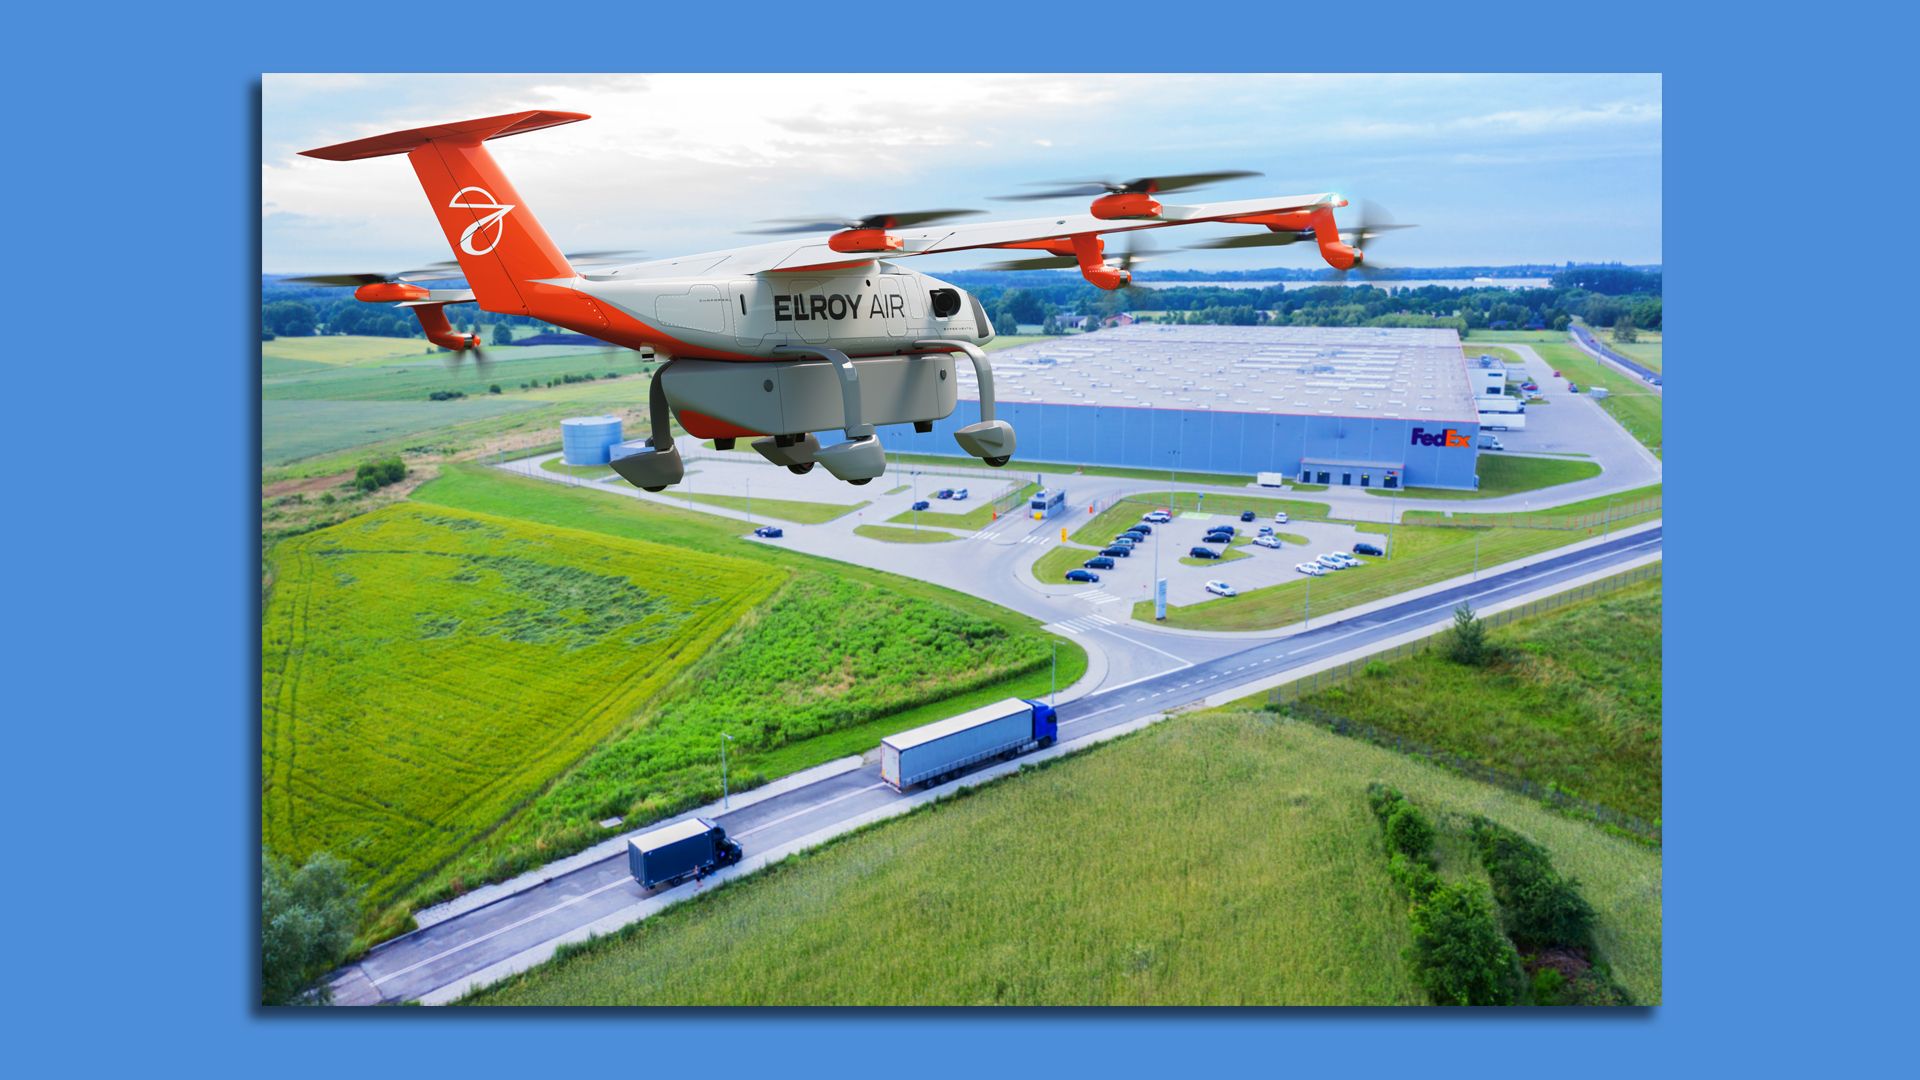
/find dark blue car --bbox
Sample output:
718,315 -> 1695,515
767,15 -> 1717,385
752,525 -> 784,539
1084,556 -> 1115,570
1100,546 -> 1133,558
1065,569 -> 1101,583
1188,546 -> 1222,559
911,500 -> 930,511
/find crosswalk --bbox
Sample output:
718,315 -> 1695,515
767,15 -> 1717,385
968,528 -> 1050,545
1071,589 -> 1125,606
1045,613 -> 1117,636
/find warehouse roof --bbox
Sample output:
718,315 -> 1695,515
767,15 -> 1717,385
957,324 -> 1479,423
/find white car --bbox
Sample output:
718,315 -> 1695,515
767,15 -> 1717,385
1295,562 -> 1326,576
952,488 -> 968,501
1143,511 -> 1172,524
1252,534 -> 1284,549
1316,553 -> 1347,570
1326,552 -> 1362,569
1273,511 -> 1290,524
1205,580 -> 1237,597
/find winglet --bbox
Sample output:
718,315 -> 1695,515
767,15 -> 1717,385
300,110 -> 589,161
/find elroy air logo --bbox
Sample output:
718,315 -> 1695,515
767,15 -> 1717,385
448,186 -> 514,256
1410,427 -> 1471,448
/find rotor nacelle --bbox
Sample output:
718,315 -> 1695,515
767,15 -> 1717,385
827,228 -> 905,254
1090,192 -> 1163,220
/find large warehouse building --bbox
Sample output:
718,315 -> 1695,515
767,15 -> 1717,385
885,325 -> 1483,490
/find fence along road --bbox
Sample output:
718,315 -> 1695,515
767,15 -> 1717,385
333,525 -> 1663,1005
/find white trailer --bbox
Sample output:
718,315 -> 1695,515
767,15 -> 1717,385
1478,410 -> 1527,431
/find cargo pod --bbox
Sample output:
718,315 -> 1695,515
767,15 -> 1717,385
880,697 -> 1057,791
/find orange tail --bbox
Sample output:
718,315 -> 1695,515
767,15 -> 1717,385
302,111 -> 585,315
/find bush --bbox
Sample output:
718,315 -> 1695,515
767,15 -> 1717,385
1529,966 -> 1566,1004
1444,602 -> 1490,666
1405,882 -> 1518,1005
261,848 -> 361,1004
1471,819 -> 1595,950
428,389 -> 466,401
1386,804 -> 1436,862
1387,852 -> 1440,903
353,456 -> 408,493
488,383 -> 502,395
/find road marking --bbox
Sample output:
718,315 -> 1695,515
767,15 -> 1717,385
733,782 -> 888,839
372,875 -> 633,985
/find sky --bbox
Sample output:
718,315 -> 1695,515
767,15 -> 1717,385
261,73 -> 1661,276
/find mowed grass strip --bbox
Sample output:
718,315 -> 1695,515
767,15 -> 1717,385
1376,454 -> 1602,502
262,503 -> 782,916
1533,341 -> 1662,455
464,709 -> 1660,1006
1131,512 -> 1659,632
677,491 -> 868,524
1291,577 -> 1662,823
1031,544 -> 1099,583
854,523 -> 962,543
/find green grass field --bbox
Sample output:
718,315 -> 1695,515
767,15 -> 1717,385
1402,483 -> 1662,529
676,491 -> 868,524
1459,330 -> 1566,344
262,398 -> 548,469
464,706 -> 1660,1006
1533,341 -> 1662,455
854,523 -> 963,543
539,457 -> 615,480
262,347 -> 636,402
263,334 -> 444,366
1597,328 -> 1662,373
262,503 -> 782,918
1291,577 -> 1662,823
1375,453 -> 1602,501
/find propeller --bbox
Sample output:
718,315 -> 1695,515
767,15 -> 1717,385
1338,201 -> 1416,276
991,170 -> 1262,202
983,232 -> 1158,282
743,209 -> 983,235
283,271 -> 423,287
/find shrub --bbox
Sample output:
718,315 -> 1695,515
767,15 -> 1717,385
488,383 -> 502,395
1405,882 -> 1517,1006
353,456 -> 408,493
1387,852 -> 1440,903
428,389 -> 466,401
1471,819 -> 1595,950
1365,781 -> 1406,823
1530,966 -> 1566,1005
1386,804 -> 1436,862
1444,603 -> 1490,666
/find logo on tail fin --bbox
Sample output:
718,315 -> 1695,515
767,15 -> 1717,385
448,186 -> 515,255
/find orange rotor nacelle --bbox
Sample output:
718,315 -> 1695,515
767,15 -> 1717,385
1090,192 -> 1163,220
410,304 -> 482,351
827,228 -> 905,254
352,281 -> 431,303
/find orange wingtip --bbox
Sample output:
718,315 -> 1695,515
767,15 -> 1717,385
300,110 -> 589,161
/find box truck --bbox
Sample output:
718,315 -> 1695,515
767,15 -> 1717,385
627,817 -> 742,889
880,697 -> 1058,791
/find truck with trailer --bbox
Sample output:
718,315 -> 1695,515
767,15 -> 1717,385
626,817 -> 743,889
880,697 -> 1058,791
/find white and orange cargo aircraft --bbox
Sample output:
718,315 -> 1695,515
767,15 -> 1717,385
297,109 -> 1402,490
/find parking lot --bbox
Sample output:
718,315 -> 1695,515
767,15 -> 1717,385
1039,506 -> 1384,610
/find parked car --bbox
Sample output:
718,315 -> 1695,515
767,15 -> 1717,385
1273,511 -> 1290,524
934,489 -> 954,499
752,525 -> 784,539
1252,535 -> 1284,549
911,500 -> 931,511
1065,569 -> 1100,584
1316,554 -> 1347,570
1295,562 -> 1326,576
952,488 -> 969,500
1240,510 -> 1256,522
1188,546 -> 1222,560
1100,546 -> 1133,558
1110,535 -> 1137,547
1211,524 -> 1236,537
1084,556 -> 1115,570
1205,580 -> 1238,597
1143,511 -> 1172,524
1128,523 -> 1152,536
1202,533 -> 1232,545
1330,553 -> 1363,568
1552,369 -> 1562,377
1567,382 -> 1581,393
1353,542 -> 1385,557
1521,381 -> 1540,392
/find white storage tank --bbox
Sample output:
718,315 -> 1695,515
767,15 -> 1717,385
561,415 -> 623,465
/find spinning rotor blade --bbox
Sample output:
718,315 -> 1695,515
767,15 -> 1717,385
1340,200 -> 1416,275
744,209 -> 982,235
284,272 -> 406,287
983,255 -> 1080,271
1187,232 -> 1311,250
991,169 -> 1262,201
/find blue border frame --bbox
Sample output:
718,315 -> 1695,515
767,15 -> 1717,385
14,2 -> 1901,1073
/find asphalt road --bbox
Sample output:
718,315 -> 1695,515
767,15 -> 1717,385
339,525 -> 1662,1005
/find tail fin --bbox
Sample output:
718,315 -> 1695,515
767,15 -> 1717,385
302,111 -> 587,315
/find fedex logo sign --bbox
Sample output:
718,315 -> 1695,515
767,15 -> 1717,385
1410,427 -> 1471,448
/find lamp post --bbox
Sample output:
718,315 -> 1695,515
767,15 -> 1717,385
720,732 -> 733,809
911,470 -> 920,531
